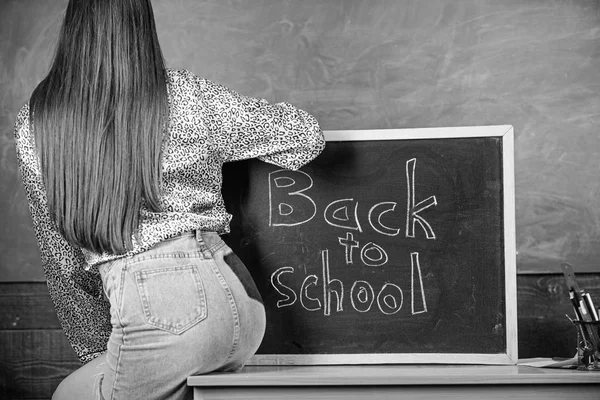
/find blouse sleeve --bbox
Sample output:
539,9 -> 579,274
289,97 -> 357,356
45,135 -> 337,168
197,77 -> 325,170
13,104 -> 111,364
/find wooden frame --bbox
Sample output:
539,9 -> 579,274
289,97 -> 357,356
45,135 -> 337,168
249,125 -> 518,366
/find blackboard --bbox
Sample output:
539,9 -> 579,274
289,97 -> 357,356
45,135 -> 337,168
222,125 -> 517,365
4,1 -> 600,282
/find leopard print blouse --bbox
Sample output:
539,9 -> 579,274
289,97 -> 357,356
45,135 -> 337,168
14,68 -> 325,363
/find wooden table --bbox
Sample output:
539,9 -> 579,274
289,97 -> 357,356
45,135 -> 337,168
188,365 -> 599,399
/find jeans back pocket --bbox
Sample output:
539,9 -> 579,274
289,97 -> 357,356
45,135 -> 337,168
135,264 -> 207,334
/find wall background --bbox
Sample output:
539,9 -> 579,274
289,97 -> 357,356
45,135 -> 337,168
1,0 -> 599,398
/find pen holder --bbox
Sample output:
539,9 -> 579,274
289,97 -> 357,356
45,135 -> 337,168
572,320 -> 600,371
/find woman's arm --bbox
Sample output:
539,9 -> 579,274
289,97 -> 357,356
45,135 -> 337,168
14,104 -> 111,364
196,75 -> 325,170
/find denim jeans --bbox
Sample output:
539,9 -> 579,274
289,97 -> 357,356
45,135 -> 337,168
96,231 -> 266,400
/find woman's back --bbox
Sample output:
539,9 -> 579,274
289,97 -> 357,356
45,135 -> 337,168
14,1 -> 324,398
17,68 -> 323,269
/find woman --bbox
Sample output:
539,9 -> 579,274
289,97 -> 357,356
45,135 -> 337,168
13,0 -> 325,399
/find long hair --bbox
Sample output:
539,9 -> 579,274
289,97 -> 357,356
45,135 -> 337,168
30,0 -> 168,255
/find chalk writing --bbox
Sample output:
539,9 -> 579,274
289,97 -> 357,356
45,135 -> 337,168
268,158 -> 437,317
271,258 -> 409,316
324,199 -> 363,232
338,232 -> 359,264
270,266 -> 297,308
269,159 -> 437,240
406,158 -> 437,239
360,242 -> 388,267
269,170 -> 316,227
411,252 -> 428,315
369,202 -> 401,236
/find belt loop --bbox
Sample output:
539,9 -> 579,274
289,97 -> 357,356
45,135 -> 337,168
194,230 -> 203,245
195,230 -> 213,258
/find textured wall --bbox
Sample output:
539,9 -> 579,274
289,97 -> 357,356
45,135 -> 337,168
1,0 -> 600,280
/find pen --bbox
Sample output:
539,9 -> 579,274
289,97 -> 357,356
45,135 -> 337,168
580,298 -> 592,321
575,292 -> 600,358
561,264 -> 600,359
569,291 -> 589,341
569,291 -> 583,321
582,292 -> 599,321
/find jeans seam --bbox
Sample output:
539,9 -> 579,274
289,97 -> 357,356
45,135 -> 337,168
207,240 -> 227,254
109,268 -> 127,400
109,326 -> 124,400
94,372 -> 105,400
125,251 -> 207,265
116,267 -> 127,326
208,261 -> 240,362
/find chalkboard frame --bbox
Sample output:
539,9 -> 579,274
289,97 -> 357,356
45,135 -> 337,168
248,125 -> 518,366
